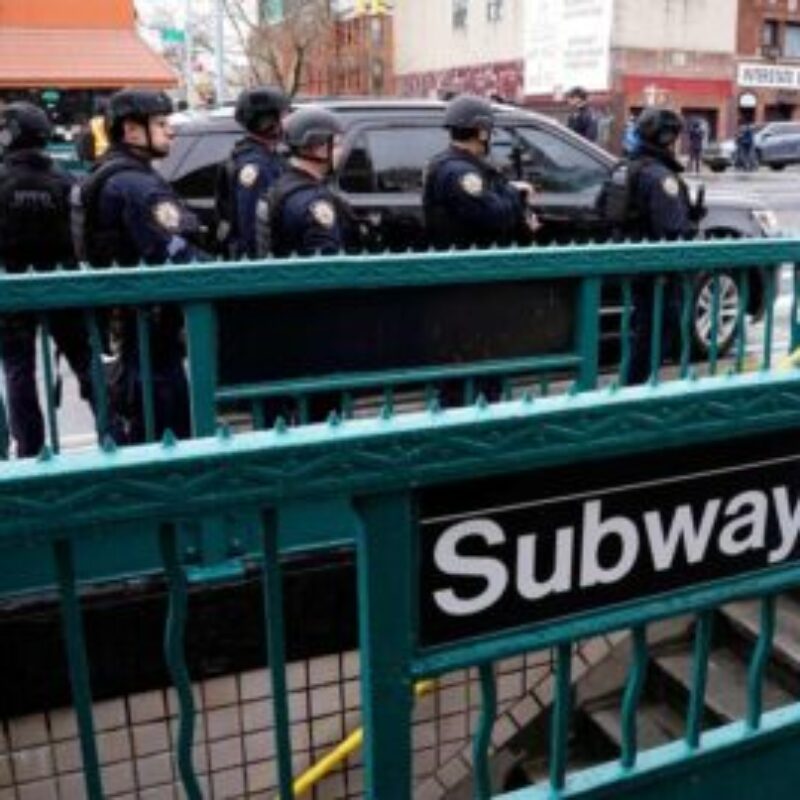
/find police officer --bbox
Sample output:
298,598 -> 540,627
626,107 -> 704,385
423,94 -> 539,250
216,86 -> 289,258
0,102 -> 97,457
75,89 -> 206,443
424,95 -> 539,406
256,106 -> 350,257
254,107 -> 353,423
566,86 -> 598,143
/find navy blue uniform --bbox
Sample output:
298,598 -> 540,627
216,137 -> 283,258
81,145 -> 205,443
259,166 -> 348,257
0,149 -> 96,457
423,146 -> 529,250
626,144 -> 695,384
424,146 -> 533,405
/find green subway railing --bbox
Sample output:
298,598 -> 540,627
0,237 -> 794,458
1,368 -> 800,797
0,240 -> 799,799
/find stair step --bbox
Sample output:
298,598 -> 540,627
722,596 -> 800,674
655,645 -> 794,724
587,698 -> 686,752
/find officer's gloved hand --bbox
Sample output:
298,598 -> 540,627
689,184 -> 707,224
511,180 -> 536,203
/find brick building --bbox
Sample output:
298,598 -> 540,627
736,0 -> 800,122
0,0 -> 175,129
255,0 -> 394,97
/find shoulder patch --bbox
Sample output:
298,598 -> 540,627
661,176 -> 680,197
239,163 -> 259,188
309,199 -> 336,229
459,172 -> 484,196
152,200 -> 181,231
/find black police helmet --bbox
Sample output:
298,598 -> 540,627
443,94 -> 494,133
235,87 -> 289,132
106,89 -> 173,139
0,102 -> 52,151
636,107 -> 684,148
284,107 -> 344,151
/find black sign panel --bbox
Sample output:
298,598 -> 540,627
418,431 -> 800,648
216,281 -> 575,386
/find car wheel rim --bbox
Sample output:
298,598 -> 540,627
694,275 -> 740,349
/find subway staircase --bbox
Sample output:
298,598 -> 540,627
481,595 -> 800,794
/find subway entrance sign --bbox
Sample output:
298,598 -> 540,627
418,430 -> 800,648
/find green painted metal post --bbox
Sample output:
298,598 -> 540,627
184,302 -> 218,437
474,663 -> 497,799
262,509 -> 294,800
356,493 -> 415,800
159,524 -> 203,800
621,625 -> 649,769
55,540 -> 104,800
550,642 -> 573,790
577,276 -> 601,391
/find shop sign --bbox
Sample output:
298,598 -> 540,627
739,62 -> 800,90
524,0 -> 614,95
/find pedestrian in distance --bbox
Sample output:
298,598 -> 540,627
624,107 -> 706,385
621,114 -> 641,157
687,119 -> 704,174
0,102 -> 98,457
216,86 -> 289,258
566,86 -> 599,143
73,89 -> 208,444
736,123 -> 757,172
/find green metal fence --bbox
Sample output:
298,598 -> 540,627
0,237 -> 793,456
1,240 -> 800,798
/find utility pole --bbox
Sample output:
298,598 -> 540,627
183,0 -> 193,105
214,0 -> 226,105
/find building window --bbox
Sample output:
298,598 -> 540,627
762,19 -> 780,48
487,0 -> 503,22
453,0 -> 468,29
370,16 -> 384,47
786,23 -> 800,58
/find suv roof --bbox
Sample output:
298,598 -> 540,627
170,96 -> 568,138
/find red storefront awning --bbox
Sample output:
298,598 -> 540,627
0,27 -> 177,89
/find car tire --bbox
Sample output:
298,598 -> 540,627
710,164 -> 725,173
770,163 -> 786,171
691,271 -> 741,359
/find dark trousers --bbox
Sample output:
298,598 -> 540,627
626,277 -> 682,386
0,312 -> 94,458
108,357 -> 191,445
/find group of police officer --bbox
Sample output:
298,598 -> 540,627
0,85 -> 698,457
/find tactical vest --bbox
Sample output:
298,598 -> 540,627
0,151 -> 74,273
71,150 -> 151,267
256,169 -> 323,258
423,150 -> 517,250
595,157 -> 648,239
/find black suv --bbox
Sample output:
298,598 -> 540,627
157,98 -> 780,357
